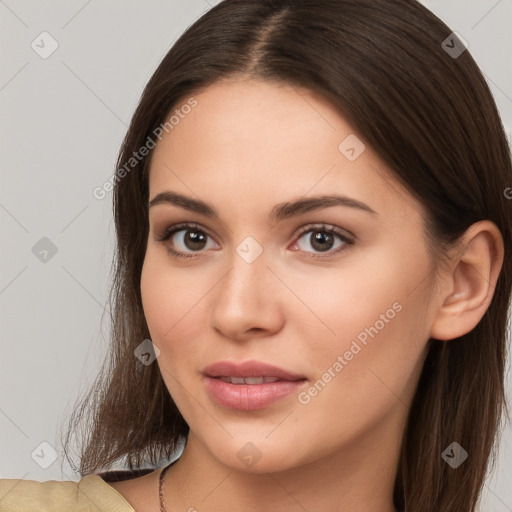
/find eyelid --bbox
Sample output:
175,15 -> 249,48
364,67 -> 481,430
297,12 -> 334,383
294,222 -> 354,242
154,222 -> 212,242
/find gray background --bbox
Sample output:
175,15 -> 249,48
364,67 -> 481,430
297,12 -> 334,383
1,0 -> 511,509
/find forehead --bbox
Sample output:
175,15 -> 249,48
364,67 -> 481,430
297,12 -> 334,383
147,78 -> 422,224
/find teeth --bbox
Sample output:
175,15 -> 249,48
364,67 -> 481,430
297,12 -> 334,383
219,376 -> 281,384
245,377 -> 266,385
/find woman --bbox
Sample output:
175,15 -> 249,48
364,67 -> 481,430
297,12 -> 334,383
1,0 -> 510,510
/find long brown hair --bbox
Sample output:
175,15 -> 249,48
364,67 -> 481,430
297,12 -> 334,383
63,1 -> 512,510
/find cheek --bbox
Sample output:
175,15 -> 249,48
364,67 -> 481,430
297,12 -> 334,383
294,247 -> 431,403
280,252 -> 405,352
140,252 -> 180,341
293,301 -> 427,453
140,251 -> 211,357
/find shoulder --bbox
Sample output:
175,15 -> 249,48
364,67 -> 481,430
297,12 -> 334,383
0,474 -> 136,512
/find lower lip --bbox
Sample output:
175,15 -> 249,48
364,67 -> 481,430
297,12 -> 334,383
204,376 -> 306,411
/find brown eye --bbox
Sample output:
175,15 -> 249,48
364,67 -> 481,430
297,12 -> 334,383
155,223 -> 218,259
293,224 -> 354,258
177,229 -> 208,251
308,231 -> 335,252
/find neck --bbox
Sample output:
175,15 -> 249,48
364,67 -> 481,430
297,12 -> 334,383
162,414 -> 403,512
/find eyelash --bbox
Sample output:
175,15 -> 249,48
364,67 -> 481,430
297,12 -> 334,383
154,222 -> 355,260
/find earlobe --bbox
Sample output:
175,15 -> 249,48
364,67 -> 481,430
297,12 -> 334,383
429,221 -> 504,341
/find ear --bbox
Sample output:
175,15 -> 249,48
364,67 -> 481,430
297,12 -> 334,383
429,220 -> 504,341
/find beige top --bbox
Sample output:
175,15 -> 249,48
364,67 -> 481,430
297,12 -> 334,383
0,474 -> 136,511
1,472 -> 485,511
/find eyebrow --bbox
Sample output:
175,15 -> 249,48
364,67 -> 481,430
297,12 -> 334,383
148,190 -> 378,221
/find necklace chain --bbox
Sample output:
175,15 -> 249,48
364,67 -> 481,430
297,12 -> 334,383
158,460 -> 176,512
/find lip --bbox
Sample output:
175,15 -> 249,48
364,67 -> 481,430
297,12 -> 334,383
203,360 -> 307,411
203,360 -> 306,381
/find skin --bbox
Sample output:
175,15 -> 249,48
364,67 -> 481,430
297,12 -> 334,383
108,77 -> 504,511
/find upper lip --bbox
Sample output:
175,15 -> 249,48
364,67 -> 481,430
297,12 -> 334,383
203,360 -> 306,381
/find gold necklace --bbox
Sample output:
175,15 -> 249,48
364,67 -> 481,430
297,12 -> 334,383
158,460 -> 177,512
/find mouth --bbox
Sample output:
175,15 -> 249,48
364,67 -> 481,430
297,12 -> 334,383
203,360 -> 307,411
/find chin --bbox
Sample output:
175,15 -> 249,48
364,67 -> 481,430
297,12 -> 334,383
199,434 -> 310,474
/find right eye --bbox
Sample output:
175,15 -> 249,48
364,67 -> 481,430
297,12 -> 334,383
155,222 -> 219,259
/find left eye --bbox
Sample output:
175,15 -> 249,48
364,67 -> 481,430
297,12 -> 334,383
292,224 -> 354,256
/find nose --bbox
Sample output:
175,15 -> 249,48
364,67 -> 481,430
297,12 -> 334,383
209,246 -> 285,342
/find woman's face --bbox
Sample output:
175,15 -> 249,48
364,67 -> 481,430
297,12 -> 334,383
141,77 -> 439,473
